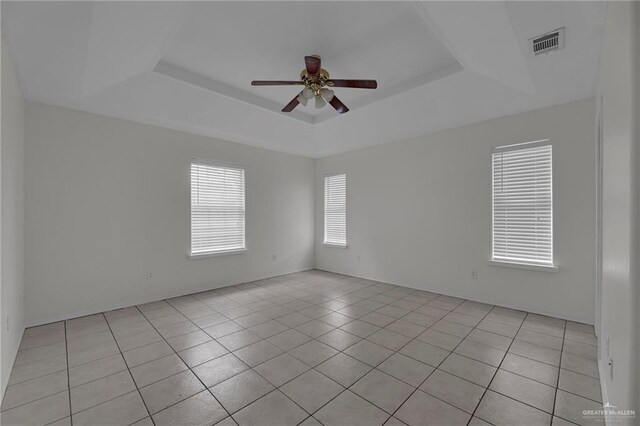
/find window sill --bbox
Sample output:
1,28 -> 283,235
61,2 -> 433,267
189,248 -> 247,259
489,259 -> 558,272
323,243 -> 348,249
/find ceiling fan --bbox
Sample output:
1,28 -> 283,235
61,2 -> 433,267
251,55 -> 377,114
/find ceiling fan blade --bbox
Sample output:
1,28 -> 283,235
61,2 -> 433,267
329,80 -> 378,89
252,80 -> 303,86
282,92 -> 302,112
304,56 -> 321,76
329,96 -> 349,114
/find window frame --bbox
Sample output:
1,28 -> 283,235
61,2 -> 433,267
489,140 -> 557,271
323,172 -> 348,248
189,158 -> 247,259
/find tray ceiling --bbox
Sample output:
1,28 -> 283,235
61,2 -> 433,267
1,1 -> 607,157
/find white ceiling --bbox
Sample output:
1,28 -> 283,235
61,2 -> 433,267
162,2 -> 459,120
1,1 -> 607,158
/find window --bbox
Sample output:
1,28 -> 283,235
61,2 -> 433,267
492,140 -> 554,267
190,160 -> 245,257
324,173 -> 347,246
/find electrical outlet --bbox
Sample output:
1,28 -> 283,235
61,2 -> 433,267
471,269 -> 478,279
272,254 -> 277,262
146,272 -> 153,280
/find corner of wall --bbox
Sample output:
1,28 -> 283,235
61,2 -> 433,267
595,0 -> 640,415
1,34 -> 26,400
635,0 -> 640,414
312,156 -> 319,270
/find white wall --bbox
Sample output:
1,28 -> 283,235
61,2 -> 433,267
316,98 -> 596,324
596,0 -> 639,417
1,36 -> 25,397
24,102 -> 315,326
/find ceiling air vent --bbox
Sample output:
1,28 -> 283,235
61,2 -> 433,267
530,28 -> 565,56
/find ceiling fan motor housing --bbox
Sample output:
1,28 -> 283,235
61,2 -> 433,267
300,68 -> 332,95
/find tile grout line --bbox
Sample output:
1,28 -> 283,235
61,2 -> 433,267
162,278 -> 416,423
279,298 -> 491,425
295,309 -> 440,423
68,390 -> 143,424
307,301 -> 468,419
292,299 -> 482,423
133,305 -> 238,426
284,334 -> 399,422
158,280 -> 397,424
380,301 -> 497,425
161,295 -> 344,424
466,311 -> 530,426
260,288 -> 450,423
101,312 -> 156,426
466,317 -> 597,423
550,320 -> 568,424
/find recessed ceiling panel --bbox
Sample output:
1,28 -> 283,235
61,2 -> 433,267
2,1 -> 607,157
161,1 -> 459,117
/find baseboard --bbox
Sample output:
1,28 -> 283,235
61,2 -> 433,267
598,360 -> 611,425
26,266 -> 593,327
315,268 -> 594,325
598,358 -> 610,401
25,267 -> 314,328
2,324 -> 25,402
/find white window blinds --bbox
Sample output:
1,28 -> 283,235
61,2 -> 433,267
324,173 -> 347,246
191,160 -> 245,256
492,141 -> 553,266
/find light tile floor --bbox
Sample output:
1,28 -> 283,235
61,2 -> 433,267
2,270 -> 603,426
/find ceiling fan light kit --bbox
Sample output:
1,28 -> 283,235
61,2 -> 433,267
320,88 -> 335,102
302,87 -> 315,99
297,93 -> 309,107
297,87 -> 333,109
251,55 -> 378,115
